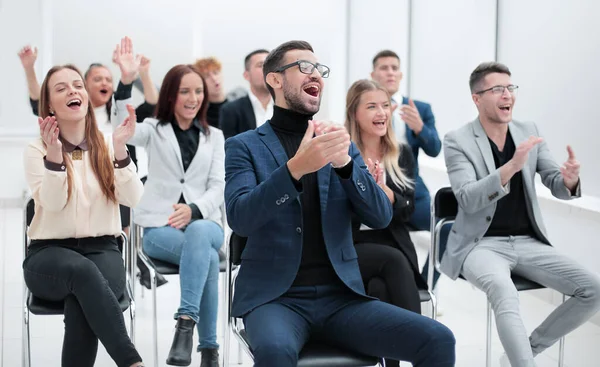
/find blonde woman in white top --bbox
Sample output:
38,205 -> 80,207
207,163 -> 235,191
23,64 -> 145,367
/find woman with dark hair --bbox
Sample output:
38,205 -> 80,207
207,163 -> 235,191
346,79 -> 428,367
113,40 -> 224,367
23,64 -> 145,367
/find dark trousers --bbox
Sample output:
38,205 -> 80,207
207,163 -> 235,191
355,243 -> 421,313
243,283 -> 455,367
23,237 -> 141,367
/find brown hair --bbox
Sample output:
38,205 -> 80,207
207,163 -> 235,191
263,40 -> 314,100
372,50 -> 400,68
345,79 -> 412,190
39,64 -> 117,203
155,64 -> 209,134
469,62 -> 511,93
194,57 -> 222,74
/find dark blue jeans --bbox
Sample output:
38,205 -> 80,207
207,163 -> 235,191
243,283 -> 455,367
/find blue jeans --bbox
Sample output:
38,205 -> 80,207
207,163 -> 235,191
143,220 -> 223,349
243,283 -> 455,367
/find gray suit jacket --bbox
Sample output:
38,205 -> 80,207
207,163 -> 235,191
113,99 -> 225,228
441,118 -> 580,279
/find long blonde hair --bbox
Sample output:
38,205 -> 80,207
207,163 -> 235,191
345,79 -> 412,190
39,64 -> 117,203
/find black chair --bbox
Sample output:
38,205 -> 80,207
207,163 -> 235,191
223,233 -> 385,367
22,198 -> 136,367
428,187 -> 565,367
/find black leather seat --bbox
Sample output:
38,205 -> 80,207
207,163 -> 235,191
227,233 -> 382,367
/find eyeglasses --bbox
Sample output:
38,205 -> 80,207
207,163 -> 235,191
273,60 -> 330,78
476,85 -> 519,95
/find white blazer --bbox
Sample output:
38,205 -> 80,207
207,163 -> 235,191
113,99 -> 225,228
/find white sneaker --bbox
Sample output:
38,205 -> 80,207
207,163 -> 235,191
499,353 -> 511,367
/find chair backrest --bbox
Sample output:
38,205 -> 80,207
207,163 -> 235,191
26,198 -> 35,226
229,233 -> 247,266
434,187 -> 458,220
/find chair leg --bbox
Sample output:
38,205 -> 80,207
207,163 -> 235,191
237,341 -> 243,364
151,269 -> 159,367
557,294 -> 567,367
430,291 -> 438,321
130,298 -> 136,344
486,300 -> 493,367
22,304 -> 31,367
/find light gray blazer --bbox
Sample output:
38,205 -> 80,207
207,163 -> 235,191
441,118 -> 580,280
113,100 -> 225,228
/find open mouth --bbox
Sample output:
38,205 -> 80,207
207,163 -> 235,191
302,84 -> 320,98
373,120 -> 386,126
499,104 -> 511,112
100,89 -> 109,95
184,105 -> 198,111
66,98 -> 82,110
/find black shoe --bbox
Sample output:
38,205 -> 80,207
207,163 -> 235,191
199,348 -> 219,367
137,257 -> 168,290
166,318 -> 196,366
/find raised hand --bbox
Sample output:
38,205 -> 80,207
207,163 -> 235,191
509,136 -> 543,172
18,45 -> 38,69
560,145 -> 580,190
112,104 -> 136,160
139,55 -> 151,75
287,121 -> 351,180
39,116 -> 63,164
168,204 -> 192,229
313,120 -> 351,168
113,36 -> 141,84
399,99 -> 424,134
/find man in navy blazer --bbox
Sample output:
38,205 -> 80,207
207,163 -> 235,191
219,49 -> 274,140
370,50 -> 442,231
224,40 -> 455,367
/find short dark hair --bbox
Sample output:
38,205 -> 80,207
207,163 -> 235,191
469,62 -> 511,93
244,49 -> 269,71
263,40 -> 314,100
372,50 -> 400,68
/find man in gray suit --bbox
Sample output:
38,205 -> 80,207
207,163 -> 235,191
443,61 -> 600,367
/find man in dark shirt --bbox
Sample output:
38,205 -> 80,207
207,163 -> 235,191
443,61 -> 600,366
194,57 -> 227,128
224,40 -> 455,367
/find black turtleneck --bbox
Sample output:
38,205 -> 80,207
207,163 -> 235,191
269,105 -> 341,287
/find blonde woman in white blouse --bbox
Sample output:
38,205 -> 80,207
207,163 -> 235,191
23,64 -> 145,367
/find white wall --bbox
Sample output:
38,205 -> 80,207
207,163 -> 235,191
410,0 -> 497,143
347,0 -> 410,96
498,0 -> 600,197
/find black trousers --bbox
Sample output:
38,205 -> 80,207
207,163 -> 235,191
355,242 -> 422,367
23,236 -> 141,367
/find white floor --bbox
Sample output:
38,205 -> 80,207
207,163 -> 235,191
2,207 -> 600,366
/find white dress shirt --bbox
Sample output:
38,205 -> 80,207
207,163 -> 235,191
391,92 -> 407,144
248,91 -> 273,128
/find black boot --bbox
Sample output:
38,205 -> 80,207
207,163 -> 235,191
137,256 -> 168,290
166,318 -> 195,366
199,348 -> 219,367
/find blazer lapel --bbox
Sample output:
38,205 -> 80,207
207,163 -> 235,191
159,123 -> 184,172
508,122 -> 533,191
317,166 -> 331,214
242,96 -> 257,129
472,118 -> 496,174
257,123 -> 288,167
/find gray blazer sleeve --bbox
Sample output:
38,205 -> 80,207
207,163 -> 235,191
444,132 -> 509,214
533,123 -> 581,199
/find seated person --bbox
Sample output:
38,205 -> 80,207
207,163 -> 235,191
113,38 -> 224,367
23,64 -> 144,367
194,56 -> 228,129
224,40 -> 455,367
219,49 -> 273,140
346,79 -> 428,367
443,61 -> 600,366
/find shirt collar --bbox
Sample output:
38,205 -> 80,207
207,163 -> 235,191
62,138 -> 89,152
248,90 -> 273,111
